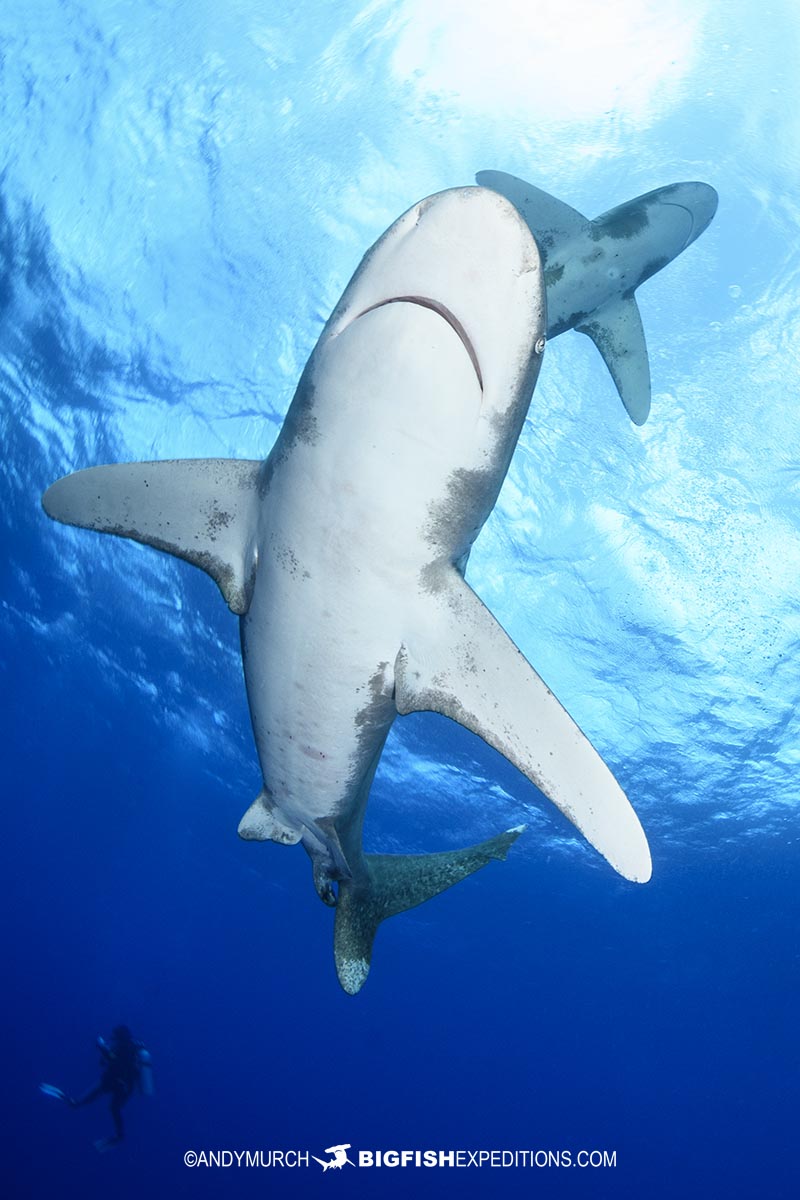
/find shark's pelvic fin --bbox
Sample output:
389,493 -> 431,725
475,170 -> 589,255
396,576 -> 652,885
334,826 -> 523,994
238,790 -> 303,844
42,459 -> 263,614
576,298 -> 651,425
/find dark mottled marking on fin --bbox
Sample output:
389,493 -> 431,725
334,827 -> 525,994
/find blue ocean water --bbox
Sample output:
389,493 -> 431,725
2,1 -> 799,1196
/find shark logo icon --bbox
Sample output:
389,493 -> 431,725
312,1144 -> 356,1171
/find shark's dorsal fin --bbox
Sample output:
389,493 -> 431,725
395,575 -> 651,884
576,297 -> 651,425
476,170 -> 589,258
42,459 -> 263,614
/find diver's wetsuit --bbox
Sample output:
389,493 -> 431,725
72,1034 -> 139,1143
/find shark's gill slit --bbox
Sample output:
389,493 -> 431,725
356,296 -> 484,391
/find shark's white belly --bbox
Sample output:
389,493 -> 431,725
242,300 -> 484,828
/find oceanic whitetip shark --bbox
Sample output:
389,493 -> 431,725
43,186 -> 652,994
477,171 -> 718,424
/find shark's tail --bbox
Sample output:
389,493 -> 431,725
333,826 -> 524,994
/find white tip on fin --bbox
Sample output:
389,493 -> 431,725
396,576 -> 652,884
334,825 -> 525,994
42,459 -> 263,613
238,791 -> 303,844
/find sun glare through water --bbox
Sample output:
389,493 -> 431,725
392,0 -> 702,123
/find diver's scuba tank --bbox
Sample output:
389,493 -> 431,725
136,1045 -> 154,1096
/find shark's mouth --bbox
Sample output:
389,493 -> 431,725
355,297 -> 484,391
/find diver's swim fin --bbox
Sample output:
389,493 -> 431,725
94,1136 -> 121,1154
39,1083 -> 68,1101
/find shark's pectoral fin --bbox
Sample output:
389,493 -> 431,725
42,459 -> 263,614
395,576 -> 651,884
576,297 -> 651,426
334,827 -> 523,995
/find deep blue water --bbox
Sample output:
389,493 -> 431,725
3,2 -> 800,1197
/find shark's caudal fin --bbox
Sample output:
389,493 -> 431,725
476,170 -> 588,245
576,298 -> 651,425
476,170 -> 651,424
396,575 -> 652,886
42,459 -> 262,614
334,827 -> 523,994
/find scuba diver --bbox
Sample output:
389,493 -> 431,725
40,1025 -> 153,1152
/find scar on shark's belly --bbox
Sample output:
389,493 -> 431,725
301,745 -> 328,760
354,297 -> 483,392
